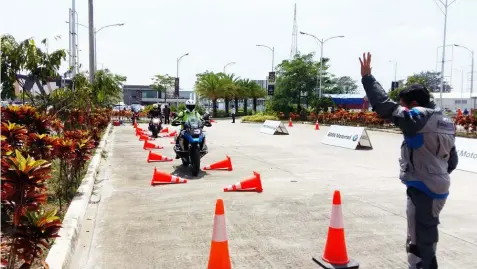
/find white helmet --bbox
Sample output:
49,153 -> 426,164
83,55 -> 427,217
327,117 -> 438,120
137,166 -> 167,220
185,99 -> 196,112
152,104 -> 159,109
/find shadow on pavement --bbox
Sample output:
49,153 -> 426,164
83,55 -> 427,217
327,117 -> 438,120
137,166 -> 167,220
170,164 -> 208,180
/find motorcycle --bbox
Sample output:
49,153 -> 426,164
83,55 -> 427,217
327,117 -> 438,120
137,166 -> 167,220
149,117 -> 163,138
171,115 -> 212,176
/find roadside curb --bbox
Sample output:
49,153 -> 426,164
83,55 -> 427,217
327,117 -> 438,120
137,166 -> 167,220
45,123 -> 113,269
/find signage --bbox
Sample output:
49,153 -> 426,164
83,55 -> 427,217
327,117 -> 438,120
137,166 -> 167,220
455,137 -> 477,174
321,125 -> 373,150
260,120 -> 289,135
268,72 -> 276,84
267,84 -> 275,96
174,77 -> 180,97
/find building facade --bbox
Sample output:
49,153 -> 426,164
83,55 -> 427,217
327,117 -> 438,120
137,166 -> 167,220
432,92 -> 477,110
122,85 -> 193,105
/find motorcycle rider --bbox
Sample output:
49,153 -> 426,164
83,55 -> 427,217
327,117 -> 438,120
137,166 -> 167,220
148,103 -> 162,130
171,99 -> 204,158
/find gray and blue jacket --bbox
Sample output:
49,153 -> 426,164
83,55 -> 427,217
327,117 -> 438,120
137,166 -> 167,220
362,75 -> 458,199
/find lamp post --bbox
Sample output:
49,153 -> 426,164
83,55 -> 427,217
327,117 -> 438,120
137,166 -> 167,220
223,62 -> 236,73
255,45 -> 275,71
435,0 -> 457,108
94,23 -> 125,73
454,44 -> 474,95
299,32 -> 345,98
389,61 -> 398,82
176,53 -> 190,109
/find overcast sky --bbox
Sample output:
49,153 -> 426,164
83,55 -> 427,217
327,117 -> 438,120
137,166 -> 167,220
1,0 -> 476,94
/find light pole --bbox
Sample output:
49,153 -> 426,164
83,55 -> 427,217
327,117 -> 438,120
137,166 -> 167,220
255,45 -> 275,71
299,31 -> 344,98
223,62 -> 236,73
176,53 -> 190,108
94,23 -> 125,73
435,0 -> 457,108
454,44 -> 474,95
389,61 -> 397,82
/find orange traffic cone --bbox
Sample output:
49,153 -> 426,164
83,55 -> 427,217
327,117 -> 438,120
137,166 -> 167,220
163,130 -> 177,137
133,122 -> 137,129
204,156 -> 233,171
147,151 -> 172,162
143,140 -> 164,150
210,119 -> 216,123
315,120 -> 320,130
207,198 -> 231,269
313,190 -> 359,269
160,127 -> 169,133
136,128 -> 145,136
150,168 -> 187,185
223,171 -> 262,193
139,134 -> 149,141
288,117 -> 293,127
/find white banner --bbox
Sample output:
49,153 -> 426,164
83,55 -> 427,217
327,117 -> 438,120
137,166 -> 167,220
455,137 -> 477,174
260,120 -> 289,135
321,125 -> 373,150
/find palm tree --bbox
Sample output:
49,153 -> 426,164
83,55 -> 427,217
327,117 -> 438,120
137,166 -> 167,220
218,73 -> 240,115
243,80 -> 266,113
195,72 -> 226,117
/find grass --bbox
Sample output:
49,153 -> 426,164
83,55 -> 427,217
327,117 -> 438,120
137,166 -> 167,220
241,113 -> 279,123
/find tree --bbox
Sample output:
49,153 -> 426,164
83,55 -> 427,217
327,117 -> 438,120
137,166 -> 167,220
271,53 -> 333,114
92,69 -> 126,107
151,74 -> 175,104
237,79 -> 266,114
0,34 -> 66,102
328,76 -> 358,94
217,73 -> 240,115
195,72 -> 227,117
388,71 -> 452,102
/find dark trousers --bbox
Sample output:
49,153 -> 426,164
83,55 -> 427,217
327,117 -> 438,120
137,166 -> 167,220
232,113 -> 235,123
164,115 -> 170,124
406,187 -> 446,269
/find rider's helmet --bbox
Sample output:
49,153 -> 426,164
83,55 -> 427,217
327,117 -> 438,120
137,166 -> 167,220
185,99 -> 196,112
152,103 -> 159,109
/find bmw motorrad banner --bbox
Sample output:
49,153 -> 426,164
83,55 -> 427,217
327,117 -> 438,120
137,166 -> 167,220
321,125 -> 372,150
455,137 -> 477,174
260,120 -> 289,135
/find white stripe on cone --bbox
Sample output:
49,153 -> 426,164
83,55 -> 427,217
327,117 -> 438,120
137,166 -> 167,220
329,204 -> 344,229
212,215 -> 227,242
224,183 -> 241,191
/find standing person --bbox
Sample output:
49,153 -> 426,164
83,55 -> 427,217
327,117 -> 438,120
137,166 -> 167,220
359,52 -> 458,269
231,106 -> 236,123
164,104 -> 170,124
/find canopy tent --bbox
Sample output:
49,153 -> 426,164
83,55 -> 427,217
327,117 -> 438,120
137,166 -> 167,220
324,94 -> 369,110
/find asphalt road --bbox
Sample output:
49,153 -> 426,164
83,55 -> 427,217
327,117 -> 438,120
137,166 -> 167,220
70,120 -> 477,269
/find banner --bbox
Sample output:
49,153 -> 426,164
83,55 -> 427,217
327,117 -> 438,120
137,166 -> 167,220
260,120 -> 289,135
455,137 -> 477,174
321,125 -> 373,150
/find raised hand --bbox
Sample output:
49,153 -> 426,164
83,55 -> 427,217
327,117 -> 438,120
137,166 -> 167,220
359,52 -> 372,77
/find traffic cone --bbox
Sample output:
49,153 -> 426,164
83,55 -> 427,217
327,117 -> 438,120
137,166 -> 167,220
313,190 -> 359,269
136,128 -> 145,136
207,198 -> 231,269
223,171 -> 262,193
288,117 -> 293,127
315,120 -> 320,130
150,168 -> 187,185
204,156 -> 233,171
133,122 -> 137,129
164,130 -> 177,137
210,119 -> 216,123
139,134 -> 149,141
160,127 -> 169,133
143,140 -> 164,150
147,151 -> 173,162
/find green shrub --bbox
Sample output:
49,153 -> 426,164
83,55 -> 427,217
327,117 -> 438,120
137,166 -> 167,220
241,112 -> 279,123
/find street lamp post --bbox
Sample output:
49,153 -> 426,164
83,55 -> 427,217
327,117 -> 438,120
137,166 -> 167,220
176,53 -> 190,109
435,0 -> 457,108
255,45 -> 275,71
94,23 -> 125,73
454,44 -> 474,95
223,62 -> 236,73
300,32 -> 344,98
389,61 -> 398,82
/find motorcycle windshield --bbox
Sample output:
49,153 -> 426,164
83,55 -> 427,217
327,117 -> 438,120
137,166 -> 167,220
185,115 -> 201,129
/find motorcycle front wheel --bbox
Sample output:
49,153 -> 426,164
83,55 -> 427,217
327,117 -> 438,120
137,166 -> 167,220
190,146 -> 200,176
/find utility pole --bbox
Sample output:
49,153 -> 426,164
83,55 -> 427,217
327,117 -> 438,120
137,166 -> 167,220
436,0 -> 457,108
88,0 -> 95,83
71,0 -> 77,77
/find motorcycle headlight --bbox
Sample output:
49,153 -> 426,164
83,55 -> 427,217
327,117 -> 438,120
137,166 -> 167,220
152,119 -> 160,124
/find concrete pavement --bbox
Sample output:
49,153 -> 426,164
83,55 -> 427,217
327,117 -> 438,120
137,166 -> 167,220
70,120 -> 477,269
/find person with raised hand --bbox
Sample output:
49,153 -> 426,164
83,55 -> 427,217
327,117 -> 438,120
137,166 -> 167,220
359,52 -> 458,269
